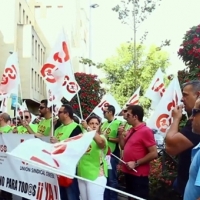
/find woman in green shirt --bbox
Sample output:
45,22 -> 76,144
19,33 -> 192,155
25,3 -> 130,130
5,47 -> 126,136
79,116 -> 108,200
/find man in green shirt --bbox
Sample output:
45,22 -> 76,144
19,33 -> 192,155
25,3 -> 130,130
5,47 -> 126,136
0,113 -> 12,133
23,99 -> 57,137
101,105 -> 121,200
50,104 -> 82,200
15,110 -> 38,134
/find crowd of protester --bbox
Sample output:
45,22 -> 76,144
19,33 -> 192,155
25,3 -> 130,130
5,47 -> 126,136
0,80 -> 200,200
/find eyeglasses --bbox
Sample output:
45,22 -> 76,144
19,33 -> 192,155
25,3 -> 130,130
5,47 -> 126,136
39,106 -> 46,110
192,108 -> 200,116
20,116 -> 29,119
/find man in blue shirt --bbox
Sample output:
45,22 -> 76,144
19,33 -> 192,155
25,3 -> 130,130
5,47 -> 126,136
184,98 -> 200,200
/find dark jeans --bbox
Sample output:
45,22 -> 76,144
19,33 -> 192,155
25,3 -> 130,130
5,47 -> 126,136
104,156 -> 119,200
59,178 -> 80,200
173,178 -> 183,199
124,173 -> 149,200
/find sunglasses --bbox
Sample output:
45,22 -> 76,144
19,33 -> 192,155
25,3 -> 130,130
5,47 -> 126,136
123,109 -> 128,113
20,116 -> 29,119
192,108 -> 200,116
39,106 -> 46,110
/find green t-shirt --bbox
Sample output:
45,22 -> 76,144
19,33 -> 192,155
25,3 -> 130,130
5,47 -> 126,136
77,135 -> 108,180
17,124 -> 38,134
0,125 -> 12,133
37,118 -> 52,136
55,122 -> 79,141
101,119 -> 121,152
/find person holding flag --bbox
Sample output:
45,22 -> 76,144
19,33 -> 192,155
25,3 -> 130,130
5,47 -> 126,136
13,110 -> 38,134
50,104 -> 82,200
78,116 -> 108,200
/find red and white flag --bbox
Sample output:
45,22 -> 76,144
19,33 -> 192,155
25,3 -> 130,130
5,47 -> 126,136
90,94 -> 121,119
124,87 -> 140,107
0,52 -> 20,99
40,30 -> 80,105
146,77 -> 182,135
8,131 -> 96,178
144,68 -> 165,109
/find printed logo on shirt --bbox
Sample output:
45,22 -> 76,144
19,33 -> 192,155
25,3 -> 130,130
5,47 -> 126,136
56,132 -> 63,141
103,128 -> 111,135
38,125 -> 46,134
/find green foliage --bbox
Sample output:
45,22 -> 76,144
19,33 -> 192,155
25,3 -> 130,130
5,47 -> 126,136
62,72 -> 105,119
98,43 -> 170,112
149,154 -> 180,200
177,24 -> 200,85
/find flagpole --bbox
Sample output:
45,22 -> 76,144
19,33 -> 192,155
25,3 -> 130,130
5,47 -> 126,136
51,108 -> 54,137
85,112 -> 92,121
76,92 -> 83,120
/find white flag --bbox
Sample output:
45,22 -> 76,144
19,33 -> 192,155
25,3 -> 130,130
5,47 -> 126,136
8,131 -> 96,178
144,68 -> 165,108
40,30 -> 80,103
90,94 -> 121,119
0,52 -> 20,99
124,87 -> 140,107
146,77 -> 182,135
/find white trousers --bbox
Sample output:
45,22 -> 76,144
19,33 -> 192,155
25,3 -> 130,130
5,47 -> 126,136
78,176 -> 107,200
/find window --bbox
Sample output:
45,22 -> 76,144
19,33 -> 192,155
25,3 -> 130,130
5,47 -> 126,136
19,3 -> 21,23
38,44 -> 40,63
40,48 -> 43,64
43,52 -> 45,65
38,75 -> 40,92
40,77 -> 42,94
35,72 -> 37,90
32,35 -> 34,55
31,69 -> 34,89
26,16 -> 28,24
23,10 -> 25,24
35,40 -> 37,59
43,80 -> 45,96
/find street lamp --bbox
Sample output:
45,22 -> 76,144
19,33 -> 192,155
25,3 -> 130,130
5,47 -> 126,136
89,2 -> 99,74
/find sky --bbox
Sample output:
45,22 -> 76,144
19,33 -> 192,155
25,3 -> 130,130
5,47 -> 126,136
91,0 -> 200,75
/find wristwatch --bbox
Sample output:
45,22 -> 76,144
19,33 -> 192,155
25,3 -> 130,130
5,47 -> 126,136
135,160 -> 140,168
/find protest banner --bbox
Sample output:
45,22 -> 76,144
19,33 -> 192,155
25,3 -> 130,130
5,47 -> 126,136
0,134 -> 59,200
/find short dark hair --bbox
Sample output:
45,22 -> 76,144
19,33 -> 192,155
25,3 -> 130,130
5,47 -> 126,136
106,105 -> 115,115
182,80 -> 200,93
40,99 -> 54,112
62,104 -> 74,119
41,99 -> 48,107
1,113 -> 11,123
86,115 -> 101,124
127,105 -> 144,122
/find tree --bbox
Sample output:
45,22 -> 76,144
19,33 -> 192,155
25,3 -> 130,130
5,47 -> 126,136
112,0 -> 169,88
178,24 -> 200,85
97,43 -> 170,112
62,72 -> 105,119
